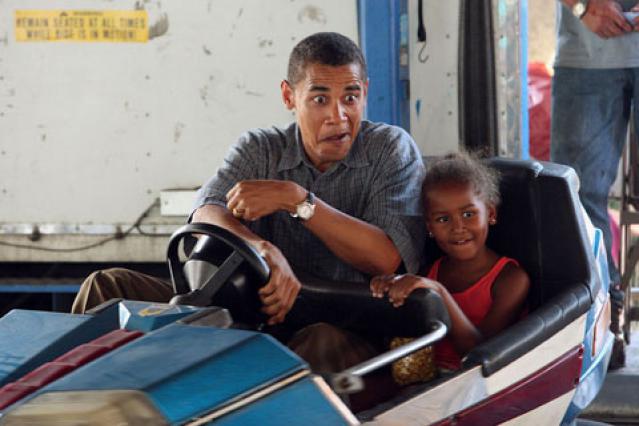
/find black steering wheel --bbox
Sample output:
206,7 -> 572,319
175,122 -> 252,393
166,223 -> 270,324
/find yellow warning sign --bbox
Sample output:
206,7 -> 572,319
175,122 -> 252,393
15,10 -> 148,42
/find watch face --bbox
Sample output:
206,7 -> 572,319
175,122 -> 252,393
297,203 -> 314,220
573,3 -> 585,17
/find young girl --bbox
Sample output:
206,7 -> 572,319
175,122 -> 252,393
371,152 -> 530,371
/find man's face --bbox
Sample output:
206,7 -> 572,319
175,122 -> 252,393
281,63 -> 368,172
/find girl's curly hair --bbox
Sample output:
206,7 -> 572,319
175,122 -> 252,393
422,151 -> 501,207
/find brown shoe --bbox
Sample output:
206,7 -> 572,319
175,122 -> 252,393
608,335 -> 626,371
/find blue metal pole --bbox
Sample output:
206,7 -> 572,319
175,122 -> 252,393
358,0 -> 409,131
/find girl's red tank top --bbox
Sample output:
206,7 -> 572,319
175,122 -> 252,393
427,256 -> 518,371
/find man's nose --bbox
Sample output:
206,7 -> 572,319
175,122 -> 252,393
327,101 -> 347,123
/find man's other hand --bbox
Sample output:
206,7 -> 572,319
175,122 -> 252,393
631,4 -> 639,31
255,240 -> 301,325
582,0 -> 632,38
226,180 -> 306,222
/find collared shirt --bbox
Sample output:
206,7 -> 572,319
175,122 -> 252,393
555,1 -> 639,69
194,120 -> 425,283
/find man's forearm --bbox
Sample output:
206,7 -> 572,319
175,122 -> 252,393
191,204 -> 265,248
210,179 -> 404,276
303,197 -> 402,276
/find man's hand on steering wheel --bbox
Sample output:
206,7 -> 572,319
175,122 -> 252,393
254,240 -> 301,325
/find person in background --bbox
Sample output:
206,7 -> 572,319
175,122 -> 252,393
551,0 -> 639,368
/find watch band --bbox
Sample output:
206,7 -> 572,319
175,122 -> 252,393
305,191 -> 314,206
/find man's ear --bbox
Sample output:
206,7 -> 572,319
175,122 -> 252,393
281,80 -> 295,110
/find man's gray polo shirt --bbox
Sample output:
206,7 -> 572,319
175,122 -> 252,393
194,120 -> 425,283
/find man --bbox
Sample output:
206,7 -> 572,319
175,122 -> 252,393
552,0 -> 639,368
72,32 -> 425,369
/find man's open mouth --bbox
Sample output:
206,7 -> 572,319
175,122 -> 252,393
322,132 -> 350,143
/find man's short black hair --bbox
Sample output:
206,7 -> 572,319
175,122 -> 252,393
287,32 -> 367,85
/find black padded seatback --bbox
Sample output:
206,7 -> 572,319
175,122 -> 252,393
484,160 -> 543,307
486,158 -> 598,307
472,158 -> 601,375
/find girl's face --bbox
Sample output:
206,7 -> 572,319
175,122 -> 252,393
424,181 -> 496,262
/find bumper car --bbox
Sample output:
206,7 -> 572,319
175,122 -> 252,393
0,159 -> 613,425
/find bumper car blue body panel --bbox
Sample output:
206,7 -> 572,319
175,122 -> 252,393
0,309 -> 116,387
0,302 -> 355,425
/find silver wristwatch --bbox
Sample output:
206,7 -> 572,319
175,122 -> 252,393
572,0 -> 589,19
290,191 -> 315,221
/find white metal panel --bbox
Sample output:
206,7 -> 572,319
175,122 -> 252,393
375,366 -> 487,425
408,1 -> 524,158
160,190 -> 198,217
0,0 -> 357,224
485,313 -> 586,393
407,0 -> 460,156
0,0 -> 357,261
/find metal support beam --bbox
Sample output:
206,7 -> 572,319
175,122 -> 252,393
358,0 -> 410,131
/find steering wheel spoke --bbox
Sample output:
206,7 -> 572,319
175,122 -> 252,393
196,251 -> 246,301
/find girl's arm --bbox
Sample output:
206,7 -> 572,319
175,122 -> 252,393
445,264 -> 529,355
378,274 -> 482,353
476,264 -> 530,342
382,265 -> 530,355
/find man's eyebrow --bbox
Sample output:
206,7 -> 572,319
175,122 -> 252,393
309,85 -> 330,92
308,83 -> 362,92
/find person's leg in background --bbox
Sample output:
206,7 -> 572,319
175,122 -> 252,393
71,268 -> 173,314
552,67 -> 629,369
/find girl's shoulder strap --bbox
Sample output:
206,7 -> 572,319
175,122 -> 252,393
425,257 -> 446,280
484,256 -> 519,283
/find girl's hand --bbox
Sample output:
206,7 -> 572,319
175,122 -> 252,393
387,274 -> 440,307
370,274 -> 397,298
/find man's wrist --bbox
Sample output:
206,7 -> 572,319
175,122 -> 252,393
282,182 -> 307,214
